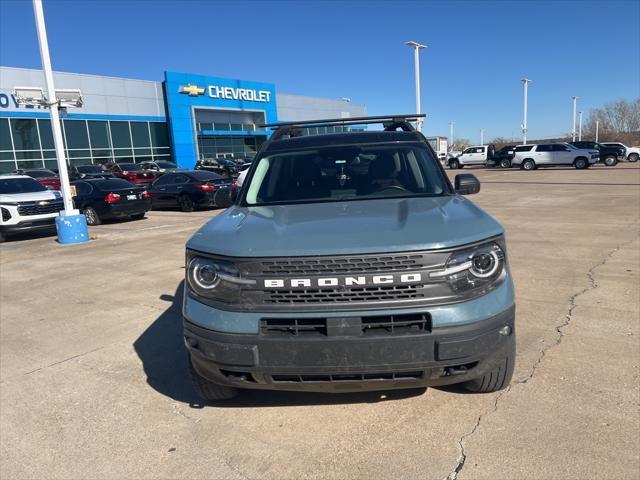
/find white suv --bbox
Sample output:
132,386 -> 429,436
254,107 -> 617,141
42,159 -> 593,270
511,143 -> 599,170
600,143 -> 640,162
0,175 -> 64,242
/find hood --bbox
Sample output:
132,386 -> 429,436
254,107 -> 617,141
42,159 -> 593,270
0,189 -> 61,204
187,196 -> 504,257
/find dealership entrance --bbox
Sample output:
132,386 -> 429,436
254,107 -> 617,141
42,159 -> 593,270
194,108 -> 267,161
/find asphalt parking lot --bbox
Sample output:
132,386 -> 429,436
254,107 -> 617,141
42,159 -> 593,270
1,164 -> 639,480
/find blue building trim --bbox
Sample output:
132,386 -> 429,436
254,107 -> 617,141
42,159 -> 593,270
0,111 -> 167,122
164,71 -> 277,169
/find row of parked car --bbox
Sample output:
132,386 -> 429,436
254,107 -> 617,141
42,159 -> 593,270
446,141 -> 639,170
0,160 -> 241,242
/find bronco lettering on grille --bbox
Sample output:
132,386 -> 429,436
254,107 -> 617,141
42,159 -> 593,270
264,273 -> 422,289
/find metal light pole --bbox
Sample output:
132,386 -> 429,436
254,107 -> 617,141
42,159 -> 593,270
480,129 -> 485,146
32,0 -> 88,243
596,119 -> 599,142
571,96 -> 578,142
404,41 -> 427,132
578,111 -> 583,141
521,78 -> 531,144
449,121 -> 454,147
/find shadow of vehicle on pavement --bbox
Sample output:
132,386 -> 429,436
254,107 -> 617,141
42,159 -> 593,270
134,281 -> 427,408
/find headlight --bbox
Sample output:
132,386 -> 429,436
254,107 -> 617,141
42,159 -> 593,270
430,242 -> 505,294
187,256 -> 255,300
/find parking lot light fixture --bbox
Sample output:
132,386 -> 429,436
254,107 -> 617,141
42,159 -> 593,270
578,111 -> 583,141
521,78 -> 532,144
29,0 -> 88,244
404,41 -> 427,132
572,96 -> 578,142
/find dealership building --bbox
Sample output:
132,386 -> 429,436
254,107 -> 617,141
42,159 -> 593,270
0,66 -> 367,173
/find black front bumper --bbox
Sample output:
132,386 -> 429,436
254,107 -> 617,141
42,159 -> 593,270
185,306 -> 515,393
0,217 -> 57,236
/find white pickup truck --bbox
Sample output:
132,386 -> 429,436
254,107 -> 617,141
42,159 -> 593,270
447,145 -> 495,169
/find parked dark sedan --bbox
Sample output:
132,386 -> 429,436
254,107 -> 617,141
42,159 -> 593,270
13,168 -> 61,190
139,160 -> 184,174
70,164 -> 114,180
71,178 -> 151,225
148,170 -> 236,212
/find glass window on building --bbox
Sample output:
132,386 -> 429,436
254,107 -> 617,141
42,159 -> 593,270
63,120 -> 90,149
0,118 -> 13,162
10,118 -> 40,151
130,122 -> 151,148
214,122 -> 231,131
38,119 -> 55,150
110,121 -> 132,148
149,122 -> 169,147
87,121 -> 110,148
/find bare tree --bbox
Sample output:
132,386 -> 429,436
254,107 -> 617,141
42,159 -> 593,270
449,138 -> 471,151
583,98 -> 640,143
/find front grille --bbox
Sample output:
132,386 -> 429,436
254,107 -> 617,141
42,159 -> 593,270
17,201 -> 64,216
265,284 -> 425,304
271,371 -> 424,383
260,253 -> 425,275
260,313 -> 431,337
1,207 -> 10,221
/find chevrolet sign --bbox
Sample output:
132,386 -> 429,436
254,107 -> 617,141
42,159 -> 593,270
179,84 -> 272,103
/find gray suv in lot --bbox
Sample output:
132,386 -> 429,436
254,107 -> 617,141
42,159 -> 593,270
182,115 -> 516,400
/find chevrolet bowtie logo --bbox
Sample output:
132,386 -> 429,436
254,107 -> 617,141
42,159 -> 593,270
179,84 -> 205,96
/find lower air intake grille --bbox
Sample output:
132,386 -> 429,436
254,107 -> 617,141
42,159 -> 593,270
361,313 -> 431,334
271,371 -> 424,383
260,318 -> 327,336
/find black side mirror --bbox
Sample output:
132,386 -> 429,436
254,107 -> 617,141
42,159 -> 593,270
455,174 -> 480,195
215,187 -> 238,208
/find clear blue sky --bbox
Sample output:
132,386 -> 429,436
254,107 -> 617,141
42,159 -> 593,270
1,0 -> 638,142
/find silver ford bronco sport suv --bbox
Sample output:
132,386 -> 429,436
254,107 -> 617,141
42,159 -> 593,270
183,115 -> 516,400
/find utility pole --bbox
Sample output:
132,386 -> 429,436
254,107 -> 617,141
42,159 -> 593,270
572,96 -> 578,142
578,111 -> 583,141
480,129 -> 485,146
404,41 -> 427,132
596,119 -> 599,142
521,78 -> 532,144
449,121 -> 454,147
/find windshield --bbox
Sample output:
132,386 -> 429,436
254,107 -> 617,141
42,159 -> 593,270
77,166 -> 104,173
118,163 -> 144,171
244,144 -> 448,206
156,161 -> 177,168
0,177 -> 47,194
95,179 -> 136,191
190,171 -> 223,181
24,170 -> 57,178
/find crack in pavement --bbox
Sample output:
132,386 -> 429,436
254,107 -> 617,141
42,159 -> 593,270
443,233 -> 639,480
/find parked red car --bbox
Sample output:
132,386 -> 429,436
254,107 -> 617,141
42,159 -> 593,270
106,163 -> 158,186
13,168 -> 61,190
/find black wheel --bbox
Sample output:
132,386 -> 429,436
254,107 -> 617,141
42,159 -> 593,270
130,213 -> 146,220
628,153 -> 639,162
574,157 -> 588,169
500,158 -> 511,168
189,360 -> 239,401
463,336 -> 515,393
449,159 -> 460,169
84,206 -> 101,226
522,159 -> 535,171
178,194 -> 195,212
603,155 -> 617,167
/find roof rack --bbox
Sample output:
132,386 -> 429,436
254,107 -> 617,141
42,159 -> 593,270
260,114 -> 425,142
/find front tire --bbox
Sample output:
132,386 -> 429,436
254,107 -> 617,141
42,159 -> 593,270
574,157 -> 588,169
449,159 -> 460,169
500,158 -> 511,168
603,155 -> 617,167
463,336 -> 515,393
189,360 -> 239,401
179,194 -> 195,212
84,206 -> 101,226
628,153 -> 639,162
521,159 -> 536,171
130,213 -> 145,220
